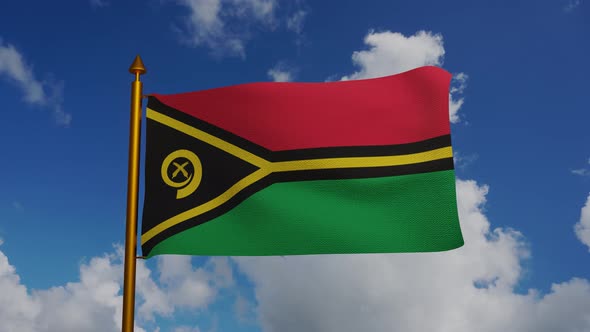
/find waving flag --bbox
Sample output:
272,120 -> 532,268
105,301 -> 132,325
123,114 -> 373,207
140,66 -> 463,258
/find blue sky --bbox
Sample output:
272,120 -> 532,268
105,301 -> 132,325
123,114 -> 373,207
1,0 -> 589,331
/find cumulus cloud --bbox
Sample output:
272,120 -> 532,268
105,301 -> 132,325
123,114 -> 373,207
175,0 -> 277,57
230,29 -> 590,332
0,245 -> 136,332
156,255 -> 233,310
0,39 -> 71,126
0,246 -> 41,332
574,194 -> 590,251
234,179 -> 590,332
339,30 -> 467,123
340,30 -> 445,81
267,68 -> 292,82
0,243 -> 233,331
267,62 -> 295,82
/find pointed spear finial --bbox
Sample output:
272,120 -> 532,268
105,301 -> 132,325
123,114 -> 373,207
128,55 -> 146,75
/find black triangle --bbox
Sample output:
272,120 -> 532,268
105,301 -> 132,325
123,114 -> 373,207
141,113 -> 260,236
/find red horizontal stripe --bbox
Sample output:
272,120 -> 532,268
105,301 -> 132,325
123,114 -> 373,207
151,66 -> 452,151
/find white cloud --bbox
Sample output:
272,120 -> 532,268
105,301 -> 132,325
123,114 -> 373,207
453,150 -> 478,170
0,246 -> 136,332
267,61 -> 297,82
574,194 -> 590,251
564,0 -> 582,12
570,157 -> 590,176
286,10 -> 307,34
0,39 -> 71,126
230,0 -> 276,22
339,30 -> 467,123
176,0 -> 232,54
234,294 -> 256,324
175,0 -> 277,57
90,0 -> 108,8
156,255 -> 214,309
0,41 -> 44,104
155,255 -> 234,310
341,30 -> 445,81
267,69 -> 291,82
234,179 -> 590,332
572,168 -> 590,176
231,31 -> 590,331
0,243 -> 233,331
209,256 -> 234,288
135,256 -> 173,322
449,72 -> 468,123
0,246 -> 40,332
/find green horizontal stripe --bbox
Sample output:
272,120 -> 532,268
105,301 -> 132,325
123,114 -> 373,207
146,170 -> 463,257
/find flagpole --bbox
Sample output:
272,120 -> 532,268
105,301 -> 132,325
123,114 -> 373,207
122,55 -> 146,332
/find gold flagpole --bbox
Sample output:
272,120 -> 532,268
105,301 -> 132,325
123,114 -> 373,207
122,55 -> 146,332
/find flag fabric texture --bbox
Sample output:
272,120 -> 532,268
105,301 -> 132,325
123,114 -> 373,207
140,66 -> 464,258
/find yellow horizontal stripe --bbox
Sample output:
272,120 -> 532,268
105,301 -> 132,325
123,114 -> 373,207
268,146 -> 453,172
147,108 -> 269,168
142,168 -> 271,244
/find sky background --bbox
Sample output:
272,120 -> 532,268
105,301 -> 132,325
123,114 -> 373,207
1,0 -> 589,331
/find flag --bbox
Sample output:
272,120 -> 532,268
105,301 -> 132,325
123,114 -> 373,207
140,66 -> 464,258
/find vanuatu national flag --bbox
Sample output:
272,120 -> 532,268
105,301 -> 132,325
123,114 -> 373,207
140,66 -> 464,258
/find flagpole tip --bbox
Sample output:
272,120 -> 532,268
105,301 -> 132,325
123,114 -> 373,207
129,55 -> 146,75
